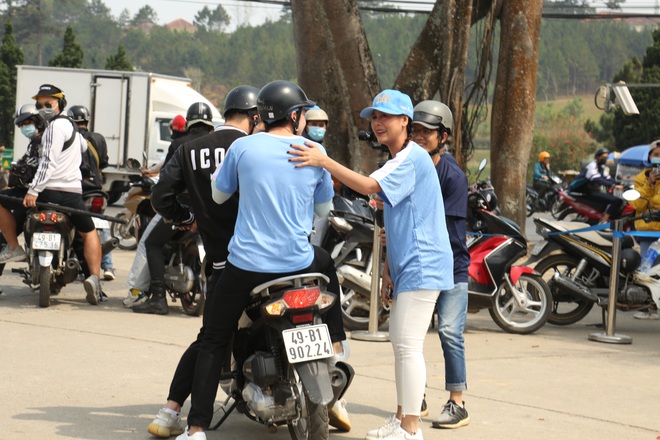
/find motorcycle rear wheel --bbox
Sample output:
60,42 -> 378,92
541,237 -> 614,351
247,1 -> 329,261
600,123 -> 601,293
526,193 -> 535,217
488,273 -> 552,334
550,199 -> 565,219
557,207 -> 590,224
532,254 -> 595,325
111,212 -> 138,250
340,286 -> 389,331
38,266 -> 52,308
287,366 -> 329,440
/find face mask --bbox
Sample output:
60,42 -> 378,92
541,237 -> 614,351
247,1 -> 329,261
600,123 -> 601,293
38,108 -> 56,121
20,124 -> 38,139
307,126 -> 326,142
651,158 -> 660,165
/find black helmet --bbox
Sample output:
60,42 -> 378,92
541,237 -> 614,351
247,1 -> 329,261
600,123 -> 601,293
15,103 -> 46,131
257,80 -> 315,125
223,85 -> 259,118
185,102 -> 214,129
67,105 -> 91,123
595,147 -> 610,158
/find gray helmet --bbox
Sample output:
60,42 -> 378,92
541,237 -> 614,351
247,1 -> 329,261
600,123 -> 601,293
15,103 -> 47,132
306,107 -> 329,122
413,100 -> 453,134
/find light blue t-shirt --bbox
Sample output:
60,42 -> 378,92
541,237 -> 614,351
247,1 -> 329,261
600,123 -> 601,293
370,142 -> 454,297
215,132 -> 334,272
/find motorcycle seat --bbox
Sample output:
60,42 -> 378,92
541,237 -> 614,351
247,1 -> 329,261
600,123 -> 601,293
552,221 -> 633,250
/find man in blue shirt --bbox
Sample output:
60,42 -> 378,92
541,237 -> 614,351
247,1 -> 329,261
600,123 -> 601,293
411,100 -> 470,429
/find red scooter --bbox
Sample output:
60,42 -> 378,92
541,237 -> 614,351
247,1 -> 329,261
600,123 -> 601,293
553,187 -> 635,224
467,191 -> 552,334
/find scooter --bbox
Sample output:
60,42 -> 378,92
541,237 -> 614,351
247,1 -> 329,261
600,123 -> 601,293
110,158 -> 156,250
162,227 -> 206,316
526,194 -> 660,326
467,190 -> 553,334
212,273 -> 352,440
552,185 -> 635,224
526,175 -> 563,217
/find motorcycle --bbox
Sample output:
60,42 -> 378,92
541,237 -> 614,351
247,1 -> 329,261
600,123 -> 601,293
526,175 -> 563,217
526,196 -> 660,326
211,273 -> 352,440
552,185 -> 635,224
162,226 -> 206,316
471,159 -> 499,215
467,190 -> 553,334
110,158 -> 156,250
12,190 -> 119,307
319,193 -> 388,331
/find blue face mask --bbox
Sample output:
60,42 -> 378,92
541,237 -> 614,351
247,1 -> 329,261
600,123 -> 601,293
651,158 -> 660,165
307,126 -> 326,142
20,124 -> 38,139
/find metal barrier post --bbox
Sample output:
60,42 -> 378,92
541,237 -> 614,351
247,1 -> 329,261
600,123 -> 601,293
589,218 -> 632,344
352,219 -> 390,342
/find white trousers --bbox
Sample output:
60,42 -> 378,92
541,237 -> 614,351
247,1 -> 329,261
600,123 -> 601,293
126,213 -> 160,291
389,289 -> 440,416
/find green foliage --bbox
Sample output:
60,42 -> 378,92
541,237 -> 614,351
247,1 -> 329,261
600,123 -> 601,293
528,99 -> 596,181
49,25 -> 84,68
131,5 -> 158,26
194,5 -> 231,33
0,20 -> 24,149
105,45 -> 133,71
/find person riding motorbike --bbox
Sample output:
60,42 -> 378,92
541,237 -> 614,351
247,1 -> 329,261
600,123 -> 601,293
569,147 -> 624,224
173,80 -> 349,440
533,151 -> 553,201
0,84 -> 103,304
132,102 -> 215,315
411,100 -> 471,429
628,140 -> 660,320
142,85 -> 261,438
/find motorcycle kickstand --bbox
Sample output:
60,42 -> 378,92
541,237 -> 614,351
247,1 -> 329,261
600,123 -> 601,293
209,393 -> 239,430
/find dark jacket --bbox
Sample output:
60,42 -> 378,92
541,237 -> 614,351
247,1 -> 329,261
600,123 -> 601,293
79,128 -> 109,170
164,125 -> 213,165
151,126 -> 246,264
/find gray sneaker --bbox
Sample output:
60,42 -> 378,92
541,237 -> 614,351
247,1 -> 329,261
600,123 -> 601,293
147,408 -> 184,438
0,245 -> 26,263
431,400 -> 470,429
84,275 -> 101,305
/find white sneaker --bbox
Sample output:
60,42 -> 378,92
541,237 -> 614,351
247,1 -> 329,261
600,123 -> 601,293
103,267 -> 116,281
0,245 -> 26,263
382,426 -> 423,440
633,310 -> 659,320
329,398 -> 351,431
366,415 -> 401,440
122,288 -> 147,308
83,275 -> 101,305
175,428 -> 206,440
147,409 -> 184,438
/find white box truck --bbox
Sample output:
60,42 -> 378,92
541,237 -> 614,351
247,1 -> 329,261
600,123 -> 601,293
13,65 -> 223,203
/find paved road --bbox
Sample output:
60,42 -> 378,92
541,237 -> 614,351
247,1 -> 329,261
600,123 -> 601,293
1,207 -> 658,440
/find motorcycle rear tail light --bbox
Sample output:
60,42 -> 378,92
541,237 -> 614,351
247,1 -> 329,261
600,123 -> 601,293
292,313 -> 314,324
50,212 -> 63,222
90,197 -> 106,213
283,286 -> 320,309
33,212 -> 47,222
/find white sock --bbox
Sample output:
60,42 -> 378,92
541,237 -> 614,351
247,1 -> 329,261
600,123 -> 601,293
163,407 -> 180,417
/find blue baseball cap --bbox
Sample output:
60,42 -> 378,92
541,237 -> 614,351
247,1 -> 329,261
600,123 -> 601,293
360,89 -> 414,119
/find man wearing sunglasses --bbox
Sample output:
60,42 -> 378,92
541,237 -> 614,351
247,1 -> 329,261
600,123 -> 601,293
0,84 -> 103,305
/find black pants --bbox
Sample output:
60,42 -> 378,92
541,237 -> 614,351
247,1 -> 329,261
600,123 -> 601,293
144,217 -> 178,288
167,266 -> 222,406
582,192 -> 625,217
533,180 -> 551,200
186,246 -> 346,428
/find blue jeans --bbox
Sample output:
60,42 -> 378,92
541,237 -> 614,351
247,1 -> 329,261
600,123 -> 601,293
100,228 -> 113,270
436,282 -> 468,391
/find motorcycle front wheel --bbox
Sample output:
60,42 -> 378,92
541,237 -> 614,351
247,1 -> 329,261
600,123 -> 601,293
287,366 -> 329,440
488,273 -> 552,334
550,199 -> 565,219
180,258 -> 205,316
111,212 -> 138,250
526,192 -> 535,217
533,254 -> 595,325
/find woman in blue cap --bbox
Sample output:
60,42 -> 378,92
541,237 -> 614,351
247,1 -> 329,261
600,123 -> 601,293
289,89 -> 454,440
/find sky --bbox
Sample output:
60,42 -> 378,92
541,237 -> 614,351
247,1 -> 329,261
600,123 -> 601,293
107,0 -> 285,29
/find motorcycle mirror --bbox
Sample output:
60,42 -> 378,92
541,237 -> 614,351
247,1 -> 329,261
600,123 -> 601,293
478,158 -> 487,172
126,158 -> 141,170
622,189 -> 640,202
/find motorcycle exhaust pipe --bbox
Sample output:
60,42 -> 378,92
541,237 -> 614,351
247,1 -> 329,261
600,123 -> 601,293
61,258 -> 81,285
101,237 -> 119,256
552,271 -> 599,303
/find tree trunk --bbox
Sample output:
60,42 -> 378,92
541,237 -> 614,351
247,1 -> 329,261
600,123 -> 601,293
490,0 -> 543,231
291,0 -> 383,173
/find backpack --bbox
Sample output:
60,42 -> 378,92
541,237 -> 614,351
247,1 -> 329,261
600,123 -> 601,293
567,177 -> 587,192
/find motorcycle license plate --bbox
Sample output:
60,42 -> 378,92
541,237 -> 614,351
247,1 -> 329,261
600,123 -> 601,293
31,233 -> 61,250
530,240 -> 548,256
282,324 -> 334,364
92,217 -> 109,229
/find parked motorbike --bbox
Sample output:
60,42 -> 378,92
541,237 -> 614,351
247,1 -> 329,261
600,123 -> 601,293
552,185 -> 635,224
12,190 -> 119,307
526,196 -> 660,325
471,159 -> 499,214
319,193 -> 388,331
526,175 -> 563,217
110,158 -> 156,250
211,273 -> 352,440
162,227 -> 206,316
467,190 -> 552,334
